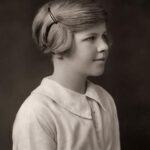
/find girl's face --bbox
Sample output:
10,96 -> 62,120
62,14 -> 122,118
65,22 -> 109,77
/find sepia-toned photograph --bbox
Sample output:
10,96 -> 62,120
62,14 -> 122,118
0,0 -> 150,150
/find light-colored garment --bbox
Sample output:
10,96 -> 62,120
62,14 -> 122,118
12,77 -> 120,150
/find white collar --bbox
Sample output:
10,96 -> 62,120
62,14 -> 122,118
33,77 -> 106,119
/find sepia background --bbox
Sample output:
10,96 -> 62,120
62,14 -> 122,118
0,0 -> 150,149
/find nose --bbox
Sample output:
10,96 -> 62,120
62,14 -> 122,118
97,39 -> 109,53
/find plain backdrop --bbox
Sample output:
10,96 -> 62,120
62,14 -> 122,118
0,0 -> 150,150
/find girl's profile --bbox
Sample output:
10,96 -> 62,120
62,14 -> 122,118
12,0 -> 121,149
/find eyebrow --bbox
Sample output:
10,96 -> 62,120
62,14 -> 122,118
84,29 -> 107,37
84,33 -> 98,37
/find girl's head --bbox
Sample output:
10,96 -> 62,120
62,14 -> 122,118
32,0 -> 107,56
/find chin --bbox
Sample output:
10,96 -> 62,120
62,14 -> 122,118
89,68 -> 105,77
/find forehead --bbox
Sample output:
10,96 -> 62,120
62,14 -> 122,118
74,22 -> 106,39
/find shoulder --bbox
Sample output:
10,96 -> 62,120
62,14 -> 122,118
16,86 -> 57,119
12,89 -> 57,147
13,85 -> 57,134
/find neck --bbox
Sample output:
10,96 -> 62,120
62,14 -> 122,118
50,65 -> 87,94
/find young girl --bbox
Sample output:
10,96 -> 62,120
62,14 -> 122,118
12,0 -> 120,150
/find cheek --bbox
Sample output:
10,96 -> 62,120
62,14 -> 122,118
78,53 -> 94,65
83,50 -> 97,63
71,44 -> 97,64
81,44 -> 97,57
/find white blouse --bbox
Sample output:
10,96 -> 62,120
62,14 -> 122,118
12,77 -> 120,150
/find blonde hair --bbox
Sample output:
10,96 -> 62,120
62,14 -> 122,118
32,0 -> 107,55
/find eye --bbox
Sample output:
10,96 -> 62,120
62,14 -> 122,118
84,36 -> 97,42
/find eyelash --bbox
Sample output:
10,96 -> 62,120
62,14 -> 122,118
85,36 -> 97,42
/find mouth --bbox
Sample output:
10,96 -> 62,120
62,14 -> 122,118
93,57 -> 106,61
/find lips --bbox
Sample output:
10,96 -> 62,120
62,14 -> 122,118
93,57 -> 106,61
